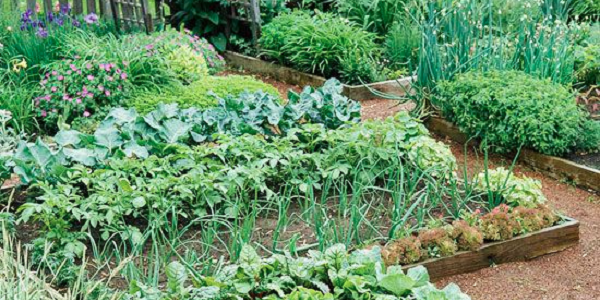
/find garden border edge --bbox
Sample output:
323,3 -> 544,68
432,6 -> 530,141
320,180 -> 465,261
223,51 -> 414,100
402,217 -> 580,281
425,116 -> 600,193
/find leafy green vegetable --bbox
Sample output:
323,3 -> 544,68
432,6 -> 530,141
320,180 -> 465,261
121,244 -> 471,300
474,167 -> 546,208
12,79 -> 361,183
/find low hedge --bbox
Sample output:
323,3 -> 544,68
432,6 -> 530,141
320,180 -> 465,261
127,75 -> 281,114
435,70 -> 600,156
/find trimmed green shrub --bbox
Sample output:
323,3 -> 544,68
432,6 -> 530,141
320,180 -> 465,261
436,70 -> 598,156
127,75 -> 280,114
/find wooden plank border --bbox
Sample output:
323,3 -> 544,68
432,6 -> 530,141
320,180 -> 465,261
402,218 -> 580,281
426,117 -> 600,192
223,51 -> 414,101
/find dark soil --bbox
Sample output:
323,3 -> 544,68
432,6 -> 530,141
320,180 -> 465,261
566,150 -> 600,170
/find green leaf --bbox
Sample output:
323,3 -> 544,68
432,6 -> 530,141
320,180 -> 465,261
54,130 -> 82,147
132,196 -> 146,208
239,244 -> 261,277
94,128 -> 124,150
62,148 -> 97,166
210,33 -> 227,52
378,273 -> 415,297
159,119 -> 193,144
407,266 -> 430,288
106,107 -> 138,125
166,261 -> 188,294
123,141 -> 149,159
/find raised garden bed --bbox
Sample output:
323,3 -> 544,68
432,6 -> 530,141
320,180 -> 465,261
401,217 -> 579,281
426,117 -> 600,192
224,51 -> 414,100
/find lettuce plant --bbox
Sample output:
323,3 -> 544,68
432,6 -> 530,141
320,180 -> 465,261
474,167 -> 546,208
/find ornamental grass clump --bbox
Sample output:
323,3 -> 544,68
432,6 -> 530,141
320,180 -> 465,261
259,11 -> 382,84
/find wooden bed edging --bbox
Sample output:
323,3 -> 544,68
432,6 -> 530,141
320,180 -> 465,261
224,51 -> 414,100
426,117 -> 600,192
402,218 -> 580,281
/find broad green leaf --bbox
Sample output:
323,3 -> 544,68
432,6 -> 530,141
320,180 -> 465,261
123,141 -> 149,159
132,196 -> 146,208
54,130 -> 82,147
378,273 -> 415,296
159,119 -> 193,144
407,266 -> 430,288
106,107 -> 138,125
94,128 -> 124,150
239,244 -> 261,277
63,148 -> 97,166
166,261 -> 187,293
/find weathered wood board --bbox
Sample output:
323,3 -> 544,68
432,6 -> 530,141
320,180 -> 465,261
402,218 -> 580,281
223,51 -> 414,100
426,117 -> 600,192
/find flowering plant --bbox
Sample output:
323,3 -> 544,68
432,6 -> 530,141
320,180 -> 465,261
35,58 -> 129,128
19,5 -> 101,38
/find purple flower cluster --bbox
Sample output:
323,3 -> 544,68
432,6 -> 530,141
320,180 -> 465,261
35,58 -> 129,123
19,5 -> 99,39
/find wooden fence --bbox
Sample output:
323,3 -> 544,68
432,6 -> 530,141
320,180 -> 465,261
9,0 -> 164,32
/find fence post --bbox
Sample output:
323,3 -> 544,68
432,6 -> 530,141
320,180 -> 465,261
73,0 -> 83,14
249,0 -> 261,47
87,0 -> 96,13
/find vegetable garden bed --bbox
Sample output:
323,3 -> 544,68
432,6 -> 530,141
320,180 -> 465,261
426,117 -> 600,192
224,51 -> 414,100
401,217 -> 579,281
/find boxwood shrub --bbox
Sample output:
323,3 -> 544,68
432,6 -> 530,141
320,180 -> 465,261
127,75 -> 281,114
435,70 -> 599,156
